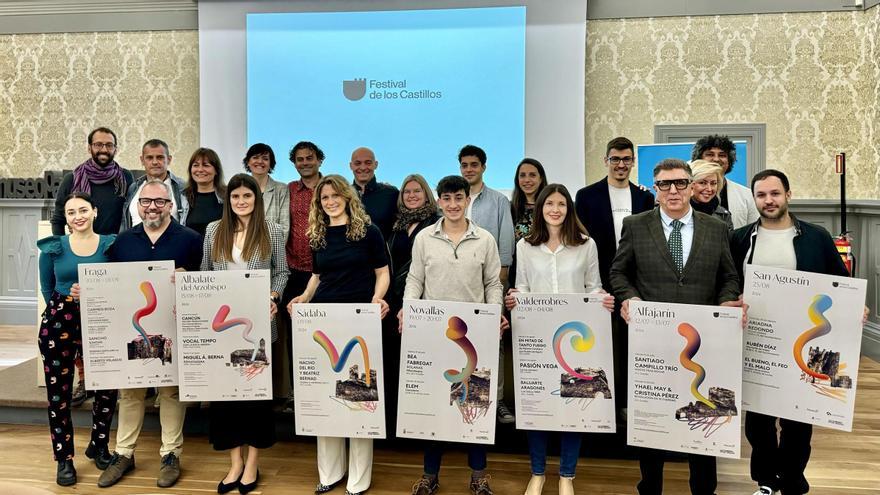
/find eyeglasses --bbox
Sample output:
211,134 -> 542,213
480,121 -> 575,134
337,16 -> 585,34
607,156 -> 634,165
91,142 -> 116,151
654,179 -> 691,191
138,197 -> 170,207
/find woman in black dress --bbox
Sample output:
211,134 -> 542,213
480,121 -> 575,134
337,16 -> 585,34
202,174 -> 288,494
287,174 -> 390,495
183,147 -> 226,237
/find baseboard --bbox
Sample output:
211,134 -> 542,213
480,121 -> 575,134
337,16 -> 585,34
0,297 -> 36,325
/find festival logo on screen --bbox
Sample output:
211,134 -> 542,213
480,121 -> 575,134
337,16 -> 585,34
444,316 -> 491,424
212,305 -> 267,380
675,323 -> 737,437
792,294 -> 852,402
551,321 -> 612,404
126,281 -> 173,365
342,78 -> 367,101
313,330 -> 378,412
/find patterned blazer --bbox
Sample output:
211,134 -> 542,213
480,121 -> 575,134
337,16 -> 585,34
201,219 -> 289,340
609,208 -> 740,306
261,176 -> 290,244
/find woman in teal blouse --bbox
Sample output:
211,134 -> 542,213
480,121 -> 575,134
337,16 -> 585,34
36,192 -> 118,486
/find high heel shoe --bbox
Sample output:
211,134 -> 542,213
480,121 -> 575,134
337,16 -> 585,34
217,471 -> 242,494
524,474 -> 545,495
239,470 -> 259,494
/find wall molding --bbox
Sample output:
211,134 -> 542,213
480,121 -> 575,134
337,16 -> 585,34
0,0 -> 197,33
655,123 -> 767,181
587,0 -> 874,19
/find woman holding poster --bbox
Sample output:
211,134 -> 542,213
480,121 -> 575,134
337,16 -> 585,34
287,174 -> 390,495
202,173 -> 288,494
36,192 -> 118,486
504,184 -> 613,495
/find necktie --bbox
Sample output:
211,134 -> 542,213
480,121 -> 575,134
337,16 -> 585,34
669,219 -> 684,273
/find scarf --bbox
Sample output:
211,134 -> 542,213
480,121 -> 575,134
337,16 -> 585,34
392,204 -> 438,232
690,196 -> 720,216
71,158 -> 126,196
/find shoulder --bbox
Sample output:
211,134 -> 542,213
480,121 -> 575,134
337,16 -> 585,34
174,221 -> 202,242
731,223 -> 755,243
798,219 -> 833,240
581,179 -> 606,195
99,233 -> 117,247
37,235 -> 64,255
365,223 -> 384,239
472,224 -> 497,242
694,211 -> 727,232
58,172 -> 74,189
626,209 -> 655,224
632,182 -> 655,200
204,220 -> 221,237
377,181 -> 398,193
726,180 -> 751,197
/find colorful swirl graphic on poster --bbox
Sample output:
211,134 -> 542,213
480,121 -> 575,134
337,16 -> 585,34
212,305 -> 258,361
313,331 -> 372,386
132,281 -> 157,350
678,323 -> 716,409
552,321 -> 595,381
793,294 -> 833,380
444,316 -> 478,405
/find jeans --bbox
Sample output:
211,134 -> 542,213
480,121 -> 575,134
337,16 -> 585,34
423,442 -> 487,476
527,431 -> 582,477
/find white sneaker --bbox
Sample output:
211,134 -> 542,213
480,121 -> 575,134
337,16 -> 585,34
497,401 -> 515,424
752,486 -> 778,495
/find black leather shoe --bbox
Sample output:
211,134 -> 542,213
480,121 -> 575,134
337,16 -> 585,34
217,471 -> 242,494
239,470 -> 259,494
85,443 -> 113,470
56,459 -> 77,486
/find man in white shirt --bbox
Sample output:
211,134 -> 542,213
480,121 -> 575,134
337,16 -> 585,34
691,134 -> 758,229
121,139 -> 188,231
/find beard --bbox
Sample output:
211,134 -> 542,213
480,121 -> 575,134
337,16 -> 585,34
141,210 -> 168,229
92,150 -> 116,166
760,203 -> 789,220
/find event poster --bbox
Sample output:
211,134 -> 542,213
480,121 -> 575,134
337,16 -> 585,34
743,265 -> 867,431
176,270 -> 272,401
292,303 -> 385,439
397,299 -> 501,444
79,261 -> 177,390
511,293 -> 616,433
628,301 -> 743,459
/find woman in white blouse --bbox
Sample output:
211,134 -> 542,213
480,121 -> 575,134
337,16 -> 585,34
504,183 -> 613,495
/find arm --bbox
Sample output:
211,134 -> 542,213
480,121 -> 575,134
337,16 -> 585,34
715,225 -> 742,304
269,223 -> 289,296
609,218 -> 641,302
483,237 -> 503,305
372,266 -> 390,318
497,195 -> 515,268
50,174 -> 73,235
38,251 -> 55,304
186,232 -> 204,272
294,274 -> 320,303
278,188 -> 290,244
200,224 -> 214,272
402,234 -> 426,300
514,240 -> 530,292
584,239 -> 603,293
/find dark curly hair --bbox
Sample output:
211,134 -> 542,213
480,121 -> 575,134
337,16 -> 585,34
691,134 -> 736,174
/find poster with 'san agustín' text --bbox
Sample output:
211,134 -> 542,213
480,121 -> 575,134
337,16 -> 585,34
79,261 -> 177,390
292,303 -> 385,439
397,299 -> 501,445
512,293 -> 616,433
176,270 -> 272,401
743,265 -> 866,431
628,300 -> 743,459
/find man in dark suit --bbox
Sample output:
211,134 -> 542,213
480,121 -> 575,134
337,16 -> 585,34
575,137 -> 655,414
609,158 -> 743,495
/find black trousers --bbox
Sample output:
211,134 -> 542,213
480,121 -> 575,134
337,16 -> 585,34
637,448 -> 717,495
745,411 -> 812,494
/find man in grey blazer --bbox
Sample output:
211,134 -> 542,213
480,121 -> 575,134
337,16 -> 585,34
609,158 -> 743,495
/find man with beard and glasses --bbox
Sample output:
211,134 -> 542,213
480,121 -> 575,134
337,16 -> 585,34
52,127 -> 134,235
120,139 -> 189,231
92,179 -> 202,489
729,169 -> 868,495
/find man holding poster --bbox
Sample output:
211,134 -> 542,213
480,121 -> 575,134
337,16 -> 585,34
91,179 -> 202,489
730,169 -> 866,495
399,175 -> 506,495
609,159 -> 742,495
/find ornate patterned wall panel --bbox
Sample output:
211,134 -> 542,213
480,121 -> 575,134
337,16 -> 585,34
585,10 -> 880,200
0,30 -> 199,179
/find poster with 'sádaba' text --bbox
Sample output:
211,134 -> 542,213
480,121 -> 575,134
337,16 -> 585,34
292,303 -> 385,438
176,270 -> 272,401
512,293 -> 616,432
80,261 -> 177,389
743,265 -> 866,431
397,299 -> 500,444
628,301 -> 743,459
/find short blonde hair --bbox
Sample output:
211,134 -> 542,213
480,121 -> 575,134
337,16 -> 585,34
688,160 -> 726,194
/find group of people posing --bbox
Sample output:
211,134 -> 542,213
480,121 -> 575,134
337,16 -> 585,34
37,127 -> 863,495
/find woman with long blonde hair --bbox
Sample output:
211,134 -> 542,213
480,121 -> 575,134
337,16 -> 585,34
288,174 -> 390,495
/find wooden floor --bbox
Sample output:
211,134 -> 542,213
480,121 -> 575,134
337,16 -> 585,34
0,325 -> 37,370
1,323 -> 878,494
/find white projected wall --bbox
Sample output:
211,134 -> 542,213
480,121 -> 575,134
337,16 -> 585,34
199,0 -> 587,192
